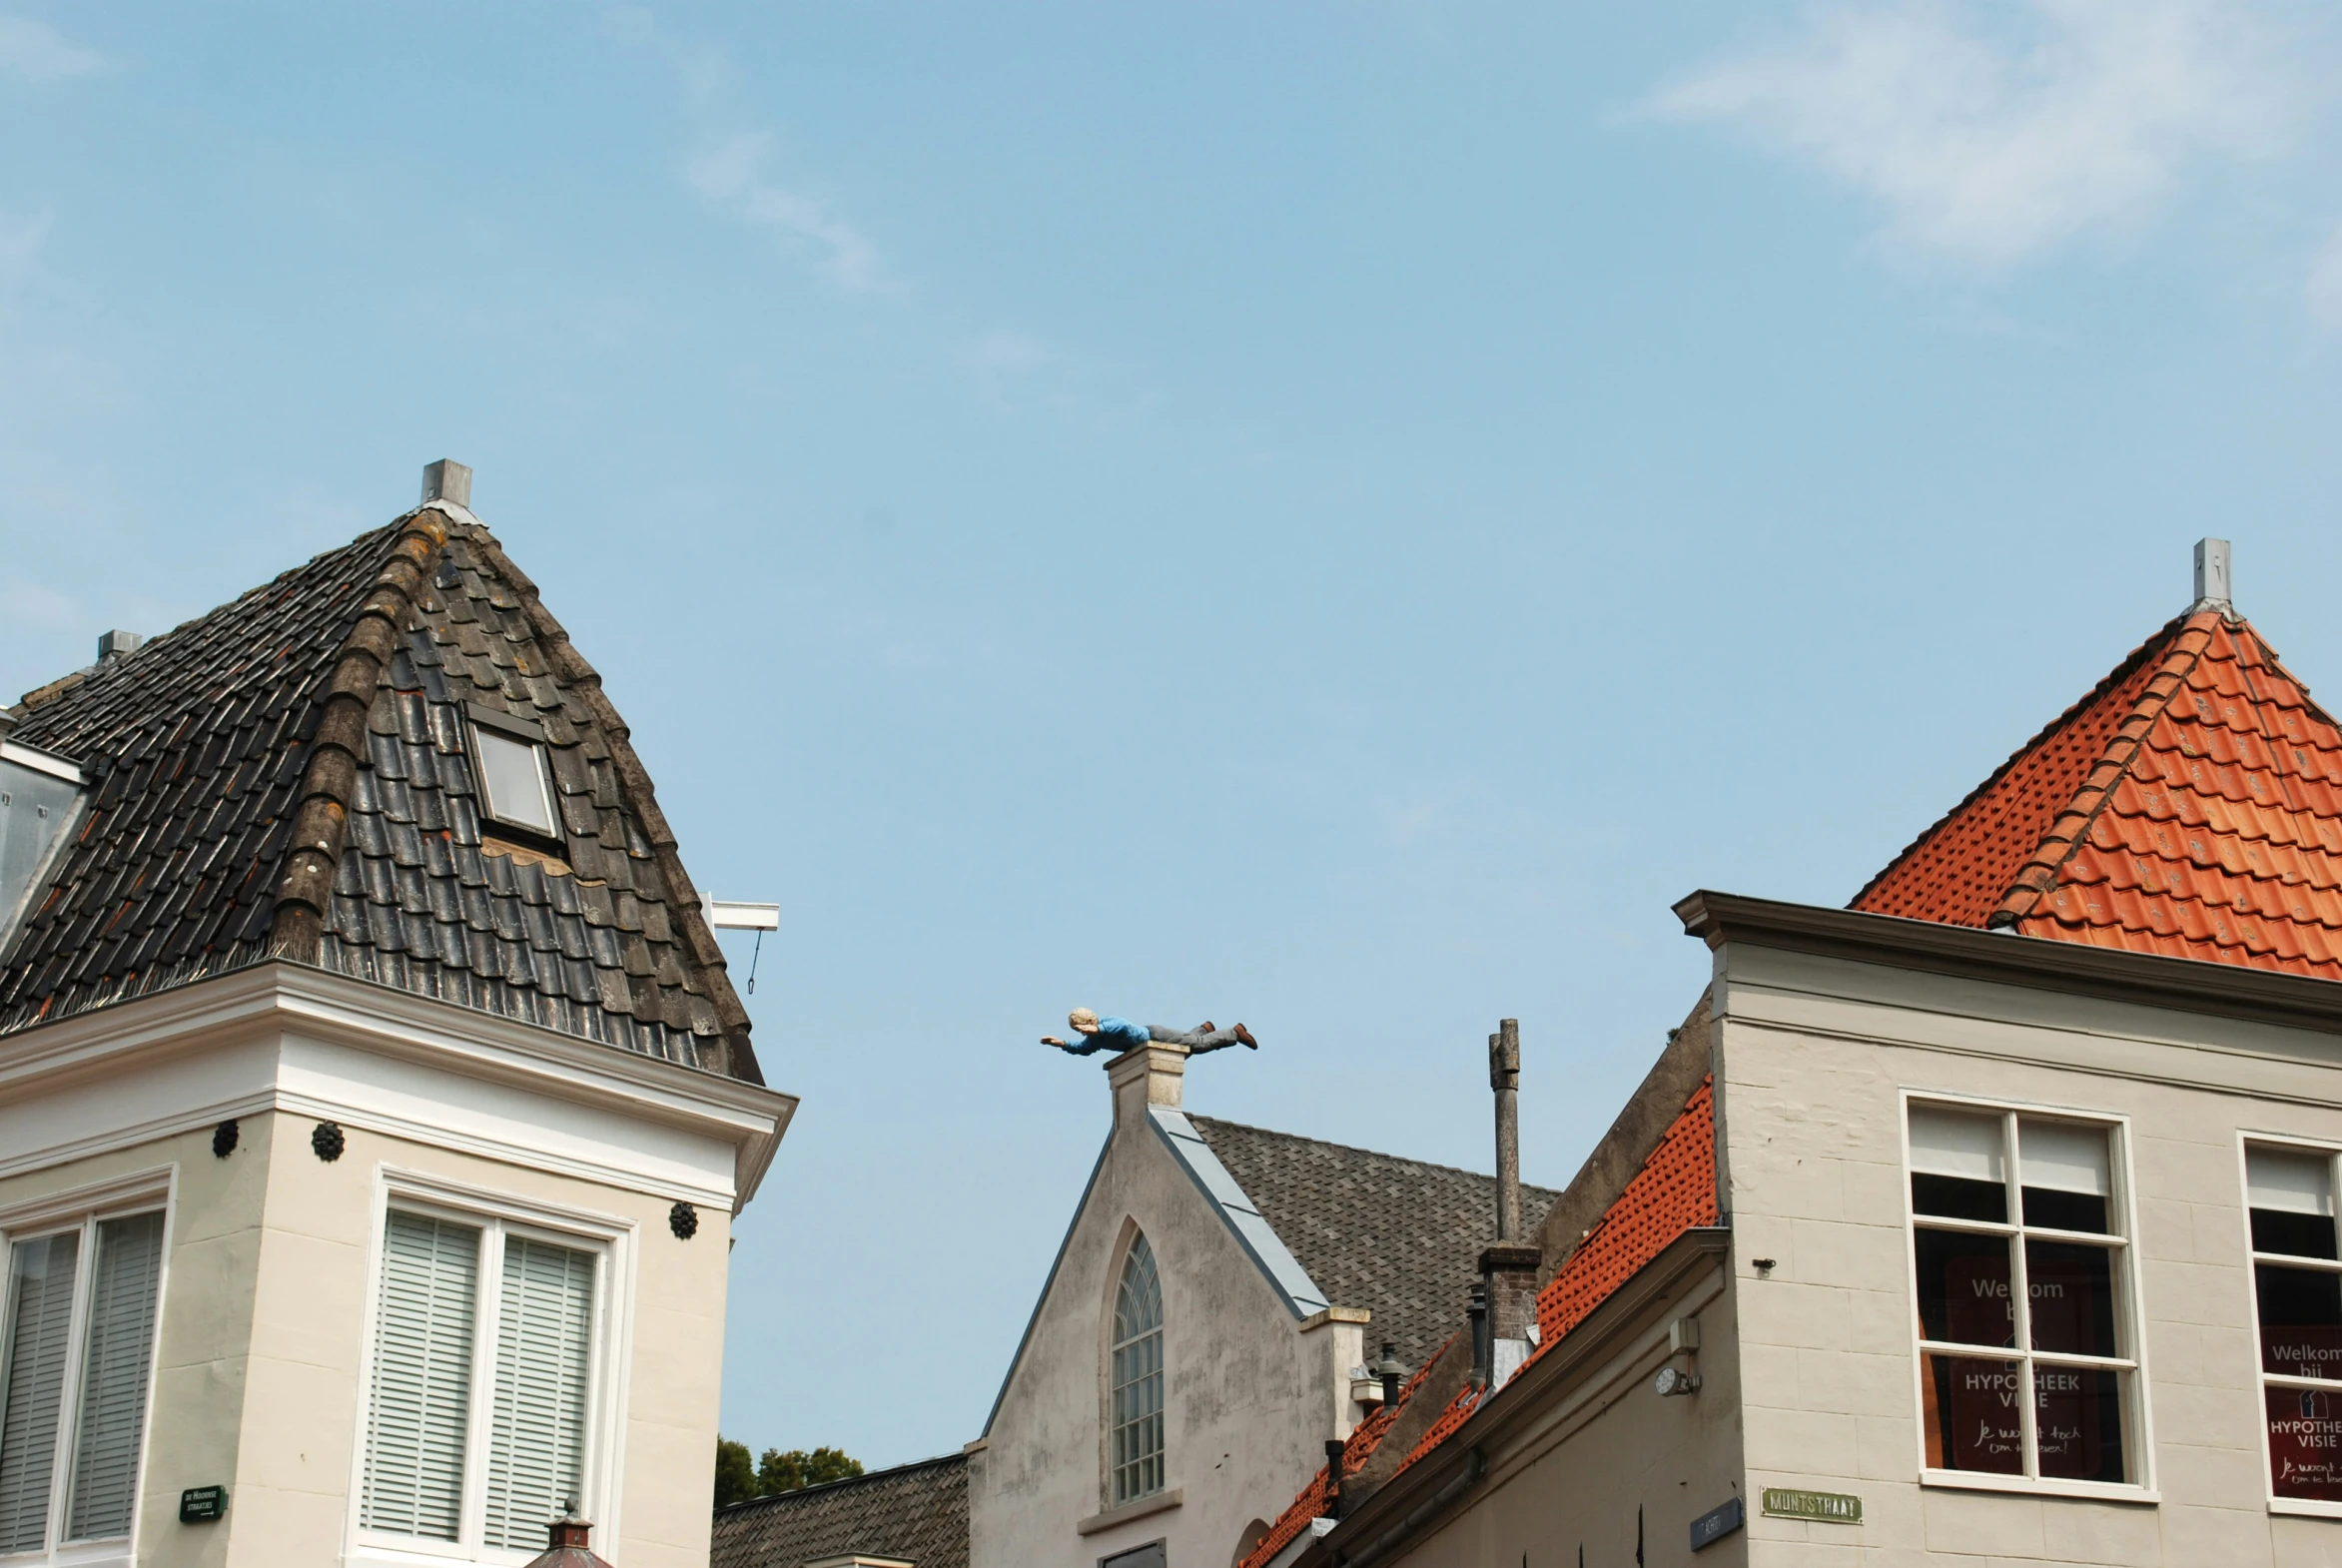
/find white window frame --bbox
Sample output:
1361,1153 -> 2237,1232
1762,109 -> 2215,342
343,1169 -> 636,1568
1899,1091 -> 2158,1503
0,1168 -> 175,1568
1107,1232 -> 1165,1508
2236,1131 -> 2342,1519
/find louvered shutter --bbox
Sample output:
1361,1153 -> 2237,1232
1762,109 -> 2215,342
481,1238 -> 594,1549
362,1213 -> 480,1540
65,1212 -> 164,1540
0,1231 -> 81,1552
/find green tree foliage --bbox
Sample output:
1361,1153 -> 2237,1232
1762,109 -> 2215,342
759,1446 -> 865,1494
713,1438 -> 865,1508
713,1438 -> 760,1509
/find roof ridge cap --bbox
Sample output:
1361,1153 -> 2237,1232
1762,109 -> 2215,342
1850,607 -> 2195,914
452,523 -> 763,1086
1185,1113 -> 1561,1194
1987,609 -> 2222,929
268,513 -> 451,962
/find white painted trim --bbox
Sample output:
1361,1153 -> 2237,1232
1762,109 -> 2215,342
0,963 -> 794,1208
0,737 -> 85,785
342,1166 -> 638,1566
1897,1089 -> 2156,1497
0,1166 -> 178,1567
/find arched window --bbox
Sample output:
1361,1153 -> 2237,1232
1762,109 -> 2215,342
1110,1234 -> 1165,1504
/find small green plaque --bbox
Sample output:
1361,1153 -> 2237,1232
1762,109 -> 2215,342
1761,1487 -> 1861,1525
179,1486 -> 228,1524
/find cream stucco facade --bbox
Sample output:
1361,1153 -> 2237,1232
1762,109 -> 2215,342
0,960 -> 793,1568
1290,895 -> 2342,1568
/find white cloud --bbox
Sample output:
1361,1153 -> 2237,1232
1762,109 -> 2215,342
0,15 -> 103,81
687,132 -> 881,292
969,330 -> 1051,376
1649,0 -> 2300,271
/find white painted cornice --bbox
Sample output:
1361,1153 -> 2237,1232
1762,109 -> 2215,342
0,961 -> 797,1207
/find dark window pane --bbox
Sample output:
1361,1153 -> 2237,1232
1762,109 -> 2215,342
2268,1385 -> 2342,1500
1915,1229 -> 2016,1347
1920,1355 -> 2025,1474
2034,1365 -> 2126,1483
2022,1186 -> 2109,1234
2257,1264 -> 2342,1380
2254,1207 -> 2340,1261
1913,1173 -> 2007,1223
2026,1242 -> 2120,1357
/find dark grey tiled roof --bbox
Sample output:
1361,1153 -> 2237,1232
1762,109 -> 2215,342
0,507 -> 760,1081
1187,1117 -> 1557,1372
711,1454 -> 967,1568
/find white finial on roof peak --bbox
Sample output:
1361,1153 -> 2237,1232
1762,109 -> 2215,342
2193,537 -> 2232,615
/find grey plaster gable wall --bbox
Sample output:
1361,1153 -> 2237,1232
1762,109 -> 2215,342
970,1107 -> 1344,1568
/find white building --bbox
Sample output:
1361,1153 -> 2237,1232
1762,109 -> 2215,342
961,1040 -> 1556,1568
0,465 -> 795,1567
1244,542 -> 2342,1566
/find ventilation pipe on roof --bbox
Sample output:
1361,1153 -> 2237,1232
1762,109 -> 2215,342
2193,537 -> 2233,616
96,630 -> 143,665
421,458 -> 473,509
1323,1438 -> 1348,1521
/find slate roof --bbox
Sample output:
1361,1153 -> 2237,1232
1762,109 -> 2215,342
1187,1117 -> 1558,1372
0,503 -> 759,1081
1234,1080 -> 1717,1568
1855,607 -> 2342,979
710,1453 -> 967,1568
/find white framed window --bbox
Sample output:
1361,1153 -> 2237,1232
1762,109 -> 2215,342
1902,1096 -> 2151,1498
350,1173 -> 632,1566
466,714 -> 558,841
2243,1139 -> 2342,1513
1108,1234 -> 1164,1506
0,1172 -> 171,1566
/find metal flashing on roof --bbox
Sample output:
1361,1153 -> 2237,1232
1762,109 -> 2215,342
1151,1107 -> 1330,1318
0,737 -> 84,786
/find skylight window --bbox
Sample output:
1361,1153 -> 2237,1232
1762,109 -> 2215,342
468,717 -> 558,839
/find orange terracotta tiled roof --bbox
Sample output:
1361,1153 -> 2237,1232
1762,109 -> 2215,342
1234,1081 -> 1718,1568
1530,1079 -> 1717,1352
1234,1342 -> 1455,1568
1856,609 -> 2342,977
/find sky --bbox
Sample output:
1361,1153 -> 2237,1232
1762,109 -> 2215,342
8,0 -> 2342,1469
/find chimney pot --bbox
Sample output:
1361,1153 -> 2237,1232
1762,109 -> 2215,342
1466,1281 -> 1491,1389
96,629 -> 144,665
421,458 -> 473,509
1323,1437 -> 1347,1520
2194,537 -> 2232,610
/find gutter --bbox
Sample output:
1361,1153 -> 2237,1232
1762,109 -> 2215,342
1676,888 -> 2342,1039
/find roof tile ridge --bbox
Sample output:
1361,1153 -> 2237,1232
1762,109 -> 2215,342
1185,1114 -> 1562,1196
269,511 -> 450,964
2238,619 -> 2342,738
1990,610 -> 2223,930
1851,609 -> 2195,913
449,519 -> 762,1087
712,1449 -> 967,1513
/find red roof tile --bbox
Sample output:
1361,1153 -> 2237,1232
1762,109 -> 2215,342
1234,1081 -> 1718,1568
1529,1079 -> 1717,1353
1856,610 -> 2342,978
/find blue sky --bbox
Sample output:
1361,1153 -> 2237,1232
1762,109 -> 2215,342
8,1 -> 2342,1467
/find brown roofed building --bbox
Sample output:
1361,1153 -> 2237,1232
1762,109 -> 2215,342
0,464 -> 795,1568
